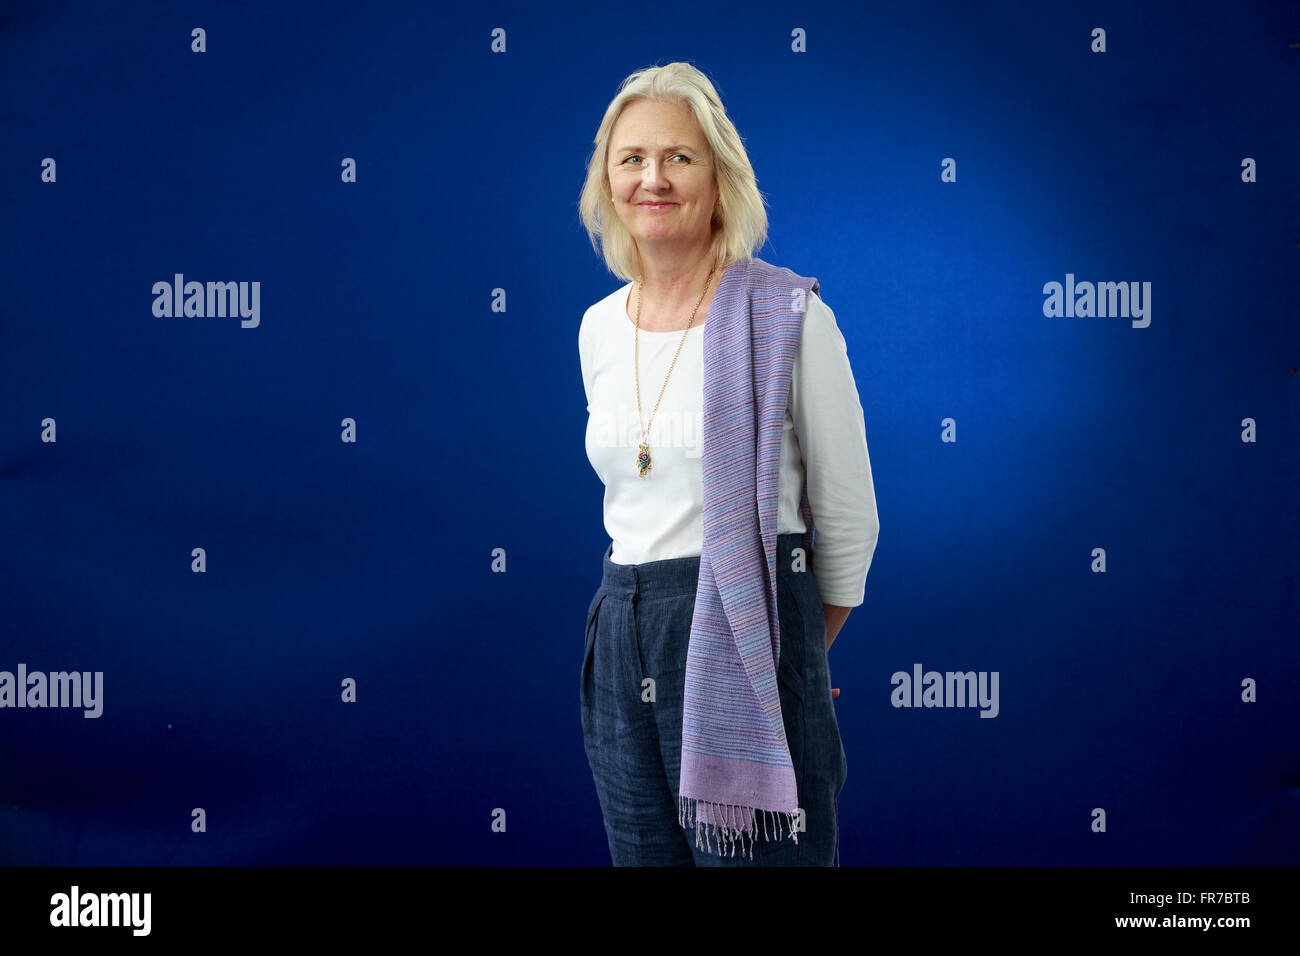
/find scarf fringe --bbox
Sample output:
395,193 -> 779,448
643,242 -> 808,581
678,795 -> 800,860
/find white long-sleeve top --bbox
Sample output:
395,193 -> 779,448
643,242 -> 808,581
579,281 -> 879,607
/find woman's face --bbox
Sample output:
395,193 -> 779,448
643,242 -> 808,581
607,98 -> 718,253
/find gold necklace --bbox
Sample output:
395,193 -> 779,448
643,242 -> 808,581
634,261 -> 718,478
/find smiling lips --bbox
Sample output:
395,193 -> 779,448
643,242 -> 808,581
638,202 -> 675,209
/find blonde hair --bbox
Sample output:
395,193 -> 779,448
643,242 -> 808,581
577,61 -> 770,283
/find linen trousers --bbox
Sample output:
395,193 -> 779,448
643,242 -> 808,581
580,532 -> 848,866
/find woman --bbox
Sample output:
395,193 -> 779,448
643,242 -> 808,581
577,61 -> 880,866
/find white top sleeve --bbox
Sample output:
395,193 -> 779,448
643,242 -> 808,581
790,291 -> 880,607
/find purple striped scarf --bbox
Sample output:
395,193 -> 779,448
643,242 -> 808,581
677,256 -> 819,857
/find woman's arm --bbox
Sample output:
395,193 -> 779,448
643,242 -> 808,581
824,603 -> 851,650
825,604 -> 851,699
790,291 -> 880,667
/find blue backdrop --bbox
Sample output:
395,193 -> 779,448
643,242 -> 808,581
1,0 -> 1296,866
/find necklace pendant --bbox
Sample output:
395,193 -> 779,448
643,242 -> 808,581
637,441 -> 652,478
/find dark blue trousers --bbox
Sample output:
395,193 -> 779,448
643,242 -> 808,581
580,532 -> 848,866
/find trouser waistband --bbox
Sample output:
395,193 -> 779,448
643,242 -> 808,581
599,532 -> 808,600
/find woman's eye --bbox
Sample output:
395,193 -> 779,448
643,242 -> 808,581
624,155 -> 689,164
